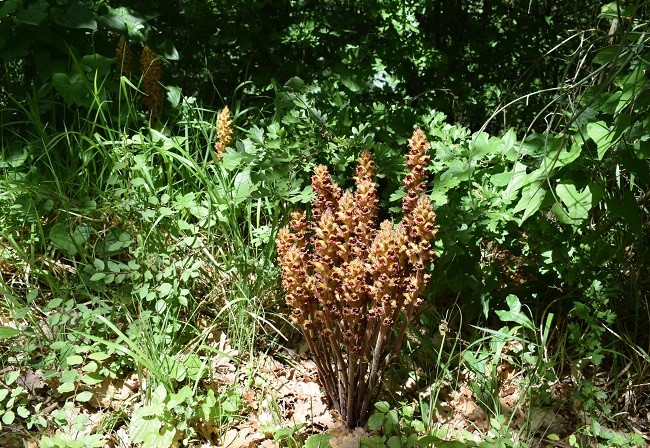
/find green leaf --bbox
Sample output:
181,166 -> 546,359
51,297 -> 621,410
50,224 -> 78,256
305,434 -> 336,448
16,405 -> 30,418
57,382 -> 76,394
131,411 -> 176,448
0,326 -> 20,339
76,391 -> 94,402
15,0 -> 48,25
495,295 -> 534,330
0,143 -> 28,168
374,401 -> 390,413
2,410 -> 15,425
0,0 -> 21,19
592,47 -> 621,65
608,190 -> 642,235
387,436 -> 402,448
341,75 -> 362,92
586,121 -> 614,160
5,370 -> 20,386
513,181 -> 546,224
157,283 -> 173,297
80,54 -> 114,76
52,71 -> 93,108
88,352 -> 111,361
81,373 -> 104,386
367,412 -> 385,431
555,183 -> 594,224
52,1 -> 97,30
99,6 -> 149,42
167,385 -> 192,409
66,355 -> 84,366
166,86 -> 182,108
156,38 -> 179,60
430,171 -> 461,206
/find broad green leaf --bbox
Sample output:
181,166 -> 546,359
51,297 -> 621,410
57,382 -> 76,394
2,410 -> 15,425
472,132 -> 503,161
513,181 -> 546,224
387,436 -> 402,448
430,171 -> 460,206
0,326 -> 20,339
555,183 -> 593,225
99,6 -> 149,42
504,162 -> 528,199
5,370 -> 20,385
52,72 -> 93,108
592,47 -> 621,65
157,282 -> 173,297
90,272 -> 105,282
156,38 -> 179,60
341,75 -> 362,92
50,224 -> 78,256
305,434 -> 335,448
15,0 -> 48,25
0,143 -> 28,168
52,1 -> 97,30
374,401 -> 390,413
586,121 -> 614,159
367,412 -> 385,431
495,295 -> 534,330
608,190 -> 642,235
131,410 -> 176,448
16,405 -> 29,418
88,351 -> 111,361
76,391 -> 94,402
167,386 -> 192,409
0,0 -> 21,18
81,373 -> 103,386
285,76 -> 306,91
80,54 -> 113,75
66,355 -> 84,365
166,85 -> 182,108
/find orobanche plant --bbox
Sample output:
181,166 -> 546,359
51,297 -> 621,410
277,128 -> 437,427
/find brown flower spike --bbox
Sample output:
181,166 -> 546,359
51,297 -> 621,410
214,106 -> 234,159
140,45 -> 162,125
276,128 -> 437,428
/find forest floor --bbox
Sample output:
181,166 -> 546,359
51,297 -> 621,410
2,324 -> 648,448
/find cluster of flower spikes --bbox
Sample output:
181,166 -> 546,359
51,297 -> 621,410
214,106 -> 234,159
140,45 -> 162,125
277,129 -> 437,390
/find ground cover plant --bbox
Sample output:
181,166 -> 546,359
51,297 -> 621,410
1,1 -> 649,447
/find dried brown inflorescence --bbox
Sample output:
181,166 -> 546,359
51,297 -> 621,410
140,45 -> 162,125
214,106 -> 234,159
116,36 -> 132,80
276,128 -> 437,428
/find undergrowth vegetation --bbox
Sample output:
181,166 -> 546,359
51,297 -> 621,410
1,1 -> 649,447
